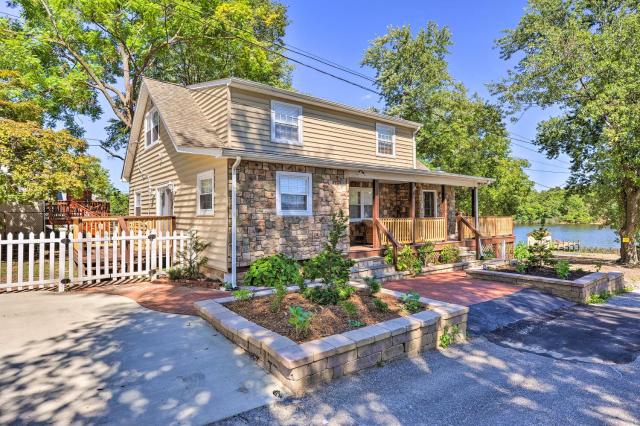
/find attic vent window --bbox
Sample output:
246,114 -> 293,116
271,100 -> 303,145
145,108 -> 160,147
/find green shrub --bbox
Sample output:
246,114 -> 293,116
527,220 -> 553,268
176,230 -> 211,280
383,245 -> 394,264
439,244 -> 460,264
304,286 -> 340,305
288,306 -> 313,337
439,325 -> 460,348
166,267 -> 185,281
338,300 -> 358,317
373,298 -> 389,312
396,245 -> 422,273
244,253 -> 302,288
515,262 -> 528,274
270,280 -> 288,312
514,242 -> 529,261
417,242 -> 438,265
233,289 -> 253,301
348,319 -> 365,328
400,290 -> 421,313
364,276 -> 381,294
555,260 -> 571,280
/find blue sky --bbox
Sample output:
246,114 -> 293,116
2,0 -> 570,192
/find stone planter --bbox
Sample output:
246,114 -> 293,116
466,268 -> 625,304
194,285 -> 468,395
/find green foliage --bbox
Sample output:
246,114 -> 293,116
417,242 -> 438,265
527,222 -> 553,269
383,245 -> 394,265
270,280 -> 288,312
400,291 -> 421,314
347,319 -> 365,328
515,188 -> 595,224
288,306 -> 312,337
373,298 -> 389,312
244,253 -> 302,288
555,260 -> 571,280
166,267 -> 185,281
396,245 -> 422,273
233,289 -> 253,301
362,23 -> 534,217
493,1 -> 640,264
175,230 -> 211,280
302,211 -> 355,305
2,1 -> 291,157
338,300 -> 358,318
439,325 -> 460,349
364,276 -> 381,294
439,245 -> 460,264
515,262 -> 528,274
514,242 -> 529,261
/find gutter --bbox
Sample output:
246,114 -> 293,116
230,156 -> 242,288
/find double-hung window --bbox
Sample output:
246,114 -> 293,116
271,100 -> 303,145
276,171 -> 312,216
349,187 -> 373,221
145,108 -> 160,147
376,123 -> 395,157
423,190 -> 437,218
134,191 -> 142,216
197,171 -> 214,215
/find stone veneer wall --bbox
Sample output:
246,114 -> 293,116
228,160 -> 349,268
379,183 -> 457,236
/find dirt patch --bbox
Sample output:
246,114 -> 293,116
152,277 -> 222,289
226,290 -> 419,343
496,266 -> 591,281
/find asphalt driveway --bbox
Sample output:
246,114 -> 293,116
0,291 -> 285,425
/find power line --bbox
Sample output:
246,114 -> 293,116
525,168 -> 570,174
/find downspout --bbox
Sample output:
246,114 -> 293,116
231,156 -> 242,288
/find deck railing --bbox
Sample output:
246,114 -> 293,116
45,200 -> 110,224
379,217 -> 447,245
72,216 -> 176,238
460,216 -> 514,239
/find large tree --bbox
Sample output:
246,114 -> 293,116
493,0 -> 640,264
1,0 -> 290,159
362,23 -> 533,216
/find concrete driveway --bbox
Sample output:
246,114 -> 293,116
217,291 -> 640,425
0,291 -> 285,425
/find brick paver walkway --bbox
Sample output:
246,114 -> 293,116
79,280 -> 228,316
384,271 -> 522,306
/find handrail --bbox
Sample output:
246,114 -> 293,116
374,217 -> 402,266
456,212 -> 482,260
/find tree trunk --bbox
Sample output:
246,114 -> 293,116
619,185 -> 640,266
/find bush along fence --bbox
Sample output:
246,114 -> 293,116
0,230 -> 189,292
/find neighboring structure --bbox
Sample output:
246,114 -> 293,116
0,201 -> 45,234
122,77 -> 514,284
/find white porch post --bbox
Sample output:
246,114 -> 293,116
230,156 -> 241,288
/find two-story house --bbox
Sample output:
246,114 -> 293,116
122,77 -> 507,285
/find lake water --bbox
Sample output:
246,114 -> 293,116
514,224 -> 619,249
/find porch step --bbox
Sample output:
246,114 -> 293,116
349,256 -> 407,283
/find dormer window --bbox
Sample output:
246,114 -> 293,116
271,100 -> 303,145
376,123 -> 395,157
145,108 -> 160,147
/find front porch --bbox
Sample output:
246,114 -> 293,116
347,179 -> 515,262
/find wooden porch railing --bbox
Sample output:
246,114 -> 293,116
374,218 -> 402,266
72,216 -> 176,238
460,216 -> 514,239
379,217 -> 447,245
45,200 -> 110,224
456,213 -> 482,260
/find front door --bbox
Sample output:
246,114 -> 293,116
423,191 -> 437,218
156,186 -> 173,216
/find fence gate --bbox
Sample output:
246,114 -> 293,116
0,230 -> 188,292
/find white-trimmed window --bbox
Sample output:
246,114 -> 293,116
197,171 -> 214,215
376,123 -> 395,157
271,100 -> 303,145
134,191 -> 142,216
349,187 -> 373,221
276,171 -> 312,216
145,108 -> 160,147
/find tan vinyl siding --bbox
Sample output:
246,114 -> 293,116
128,101 -> 229,273
227,88 -> 415,167
191,85 -> 229,143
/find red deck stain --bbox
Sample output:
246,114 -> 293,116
384,271 -> 522,306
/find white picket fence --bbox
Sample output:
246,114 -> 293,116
0,230 -> 189,292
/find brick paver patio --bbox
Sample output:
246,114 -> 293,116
384,271 -> 523,306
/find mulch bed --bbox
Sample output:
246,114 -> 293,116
496,266 -> 591,281
152,277 -> 221,289
226,290 -> 420,343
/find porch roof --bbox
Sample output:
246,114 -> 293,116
221,148 -> 494,187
